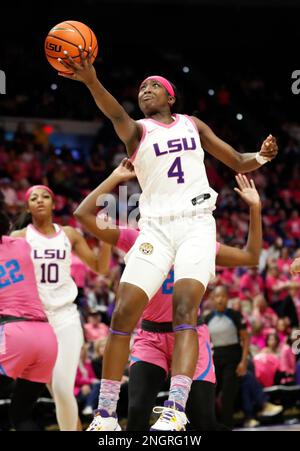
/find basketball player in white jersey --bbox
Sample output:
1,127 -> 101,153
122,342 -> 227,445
59,48 -> 278,430
11,185 -> 111,431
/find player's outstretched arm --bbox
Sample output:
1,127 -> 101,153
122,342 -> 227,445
191,116 -> 278,173
58,46 -> 142,156
216,175 -> 262,267
74,158 -> 136,245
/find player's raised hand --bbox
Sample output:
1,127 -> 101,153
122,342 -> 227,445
259,134 -> 278,161
113,158 -> 136,182
234,174 -> 261,207
58,46 -> 97,86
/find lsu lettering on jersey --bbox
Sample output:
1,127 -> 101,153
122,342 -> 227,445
26,224 -> 78,312
131,114 -> 218,218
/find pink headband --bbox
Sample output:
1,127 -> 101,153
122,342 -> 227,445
25,185 -> 55,202
140,76 -> 175,97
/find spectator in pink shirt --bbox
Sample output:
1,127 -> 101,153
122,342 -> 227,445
253,331 -> 295,387
250,319 -> 266,354
84,312 -> 109,343
266,264 -> 300,324
286,210 -> 300,240
253,333 -> 281,387
0,178 -> 18,213
277,247 -> 293,276
276,318 -> 290,344
216,267 -> 240,298
239,268 -> 264,302
279,340 -> 296,384
252,294 -> 278,331
265,264 -> 291,307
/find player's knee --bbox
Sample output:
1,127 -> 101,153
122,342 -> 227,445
111,301 -> 137,332
173,301 -> 198,326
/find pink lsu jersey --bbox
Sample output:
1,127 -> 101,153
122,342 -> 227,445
0,236 -> 47,321
116,227 -> 220,322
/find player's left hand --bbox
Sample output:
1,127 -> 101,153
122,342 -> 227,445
234,174 -> 261,208
113,158 -> 136,182
259,134 -> 278,161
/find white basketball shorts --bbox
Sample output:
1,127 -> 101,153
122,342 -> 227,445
120,212 -> 216,299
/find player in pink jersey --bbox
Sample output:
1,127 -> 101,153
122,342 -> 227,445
11,186 -> 111,431
0,209 -> 58,430
74,160 -> 262,430
60,49 -> 275,430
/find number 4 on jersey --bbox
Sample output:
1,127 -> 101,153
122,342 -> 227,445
167,157 -> 185,184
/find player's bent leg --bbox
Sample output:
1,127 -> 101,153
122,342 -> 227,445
150,279 -> 205,431
87,283 -> 149,432
102,282 -> 149,381
88,235 -> 171,431
172,278 -> 205,377
101,255 -> 168,384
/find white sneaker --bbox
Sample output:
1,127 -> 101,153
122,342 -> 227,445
258,402 -> 283,417
82,406 -> 93,416
86,409 -> 121,431
150,401 -> 188,431
244,418 -> 260,428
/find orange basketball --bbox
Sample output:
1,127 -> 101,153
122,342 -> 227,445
45,20 -> 98,73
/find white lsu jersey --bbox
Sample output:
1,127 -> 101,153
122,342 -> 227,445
131,114 -> 218,218
26,224 -> 78,312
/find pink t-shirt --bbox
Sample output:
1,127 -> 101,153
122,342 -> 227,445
253,352 -> 280,387
74,360 -> 97,396
0,236 -> 46,321
116,228 -> 220,323
239,273 -> 264,300
277,257 -> 293,275
287,218 -> 300,239
216,268 -> 239,298
265,274 -> 289,303
252,307 -> 278,329
279,344 -> 296,375
84,322 -> 109,342
250,334 -> 266,350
